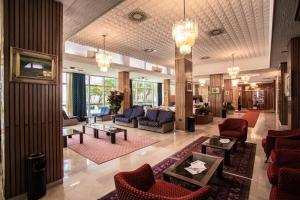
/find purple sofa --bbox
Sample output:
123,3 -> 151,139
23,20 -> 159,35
138,109 -> 175,133
115,106 -> 145,128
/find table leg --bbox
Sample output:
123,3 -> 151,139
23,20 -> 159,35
201,145 -> 207,154
94,129 -> 99,138
124,130 -> 127,141
111,133 -> 116,144
163,173 -> 170,182
63,136 -> 67,148
80,133 -> 83,144
224,150 -> 231,166
233,142 -> 238,152
94,117 -> 96,123
68,135 -> 72,138
82,126 -> 85,133
217,161 -> 223,178
86,117 -> 89,124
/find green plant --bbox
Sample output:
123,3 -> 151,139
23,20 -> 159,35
107,90 -> 124,114
199,103 -> 210,115
223,102 -> 235,111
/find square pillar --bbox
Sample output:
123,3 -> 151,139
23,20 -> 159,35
118,71 -> 130,113
175,48 -> 193,131
223,79 -> 233,103
209,74 -> 223,117
163,79 -> 171,106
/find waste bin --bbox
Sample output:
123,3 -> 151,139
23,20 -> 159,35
187,116 -> 195,132
27,153 -> 46,200
222,109 -> 227,118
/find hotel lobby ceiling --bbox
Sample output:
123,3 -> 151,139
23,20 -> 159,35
69,0 -> 271,70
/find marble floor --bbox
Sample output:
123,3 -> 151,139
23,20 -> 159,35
41,112 -> 286,200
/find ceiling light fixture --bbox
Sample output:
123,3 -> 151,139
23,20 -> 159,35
96,35 -> 112,72
144,48 -> 156,53
199,79 -> 206,86
250,82 -> 257,88
232,79 -> 239,87
241,75 -> 250,84
200,56 -> 210,60
227,53 -> 240,79
172,0 -> 198,55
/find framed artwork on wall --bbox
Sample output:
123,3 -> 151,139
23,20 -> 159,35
284,73 -> 291,97
211,87 -> 220,94
10,47 -> 58,84
186,81 -> 193,92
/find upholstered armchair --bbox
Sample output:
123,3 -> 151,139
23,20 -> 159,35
114,164 -> 211,200
269,168 -> 300,200
218,118 -> 248,144
261,129 -> 300,162
267,149 -> 300,186
62,110 -> 79,127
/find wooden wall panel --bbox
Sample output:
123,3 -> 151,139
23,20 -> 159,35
209,74 -> 223,117
3,0 -> 63,198
223,79 -> 232,103
288,37 -> 300,129
118,71 -> 130,113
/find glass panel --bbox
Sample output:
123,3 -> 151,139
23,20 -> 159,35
137,81 -> 144,88
89,105 -> 102,115
153,83 -> 158,106
85,75 -> 89,85
89,85 -> 104,104
137,88 -> 144,102
62,84 -> 67,106
90,76 -> 104,85
104,87 -> 114,104
62,73 -> 67,84
104,77 -> 116,87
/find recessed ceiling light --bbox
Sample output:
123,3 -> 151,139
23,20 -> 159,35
281,50 -> 288,54
69,66 -> 76,70
144,48 -> 156,53
208,28 -> 225,37
128,9 -> 148,23
200,56 -> 210,60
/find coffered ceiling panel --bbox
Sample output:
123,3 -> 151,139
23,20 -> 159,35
69,0 -> 271,69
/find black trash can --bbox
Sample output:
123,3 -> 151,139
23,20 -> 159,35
222,109 -> 227,118
27,153 -> 46,200
187,116 -> 195,132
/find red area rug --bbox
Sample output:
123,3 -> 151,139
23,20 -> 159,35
67,130 -> 159,165
100,136 -> 255,200
240,110 -> 260,127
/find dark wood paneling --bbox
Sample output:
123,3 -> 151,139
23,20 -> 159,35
289,37 -> 300,129
3,0 -> 63,198
224,79 -> 232,103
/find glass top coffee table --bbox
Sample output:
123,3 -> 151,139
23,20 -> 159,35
63,128 -> 83,148
163,152 -> 223,187
82,123 -> 127,144
201,136 -> 237,165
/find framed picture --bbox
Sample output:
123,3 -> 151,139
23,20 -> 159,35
211,87 -> 220,94
10,47 -> 58,84
225,90 -> 230,95
284,73 -> 291,97
186,81 -> 192,92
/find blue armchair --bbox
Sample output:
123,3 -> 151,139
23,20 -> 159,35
92,107 -> 111,122
115,106 -> 145,128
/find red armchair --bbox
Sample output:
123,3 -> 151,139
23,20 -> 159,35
267,149 -> 300,185
270,168 -> 300,200
114,164 -> 211,200
261,129 -> 300,162
218,118 -> 248,144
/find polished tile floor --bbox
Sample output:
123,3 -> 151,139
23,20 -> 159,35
41,112 -> 286,200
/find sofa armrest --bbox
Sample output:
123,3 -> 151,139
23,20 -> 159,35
278,168 -> 300,196
218,122 -> 225,132
268,129 -> 300,137
275,138 -> 300,150
272,149 -> 300,166
63,118 -> 78,127
184,185 -> 211,199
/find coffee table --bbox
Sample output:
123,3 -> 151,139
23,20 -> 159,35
63,128 -> 83,148
163,152 -> 223,187
201,136 -> 237,165
82,123 -> 127,144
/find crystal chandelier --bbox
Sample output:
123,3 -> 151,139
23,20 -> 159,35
199,79 -> 206,86
227,54 -> 240,79
96,35 -> 112,72
172,0 -> 198,55
250,82 -> 257,88
241,75 -> 250,84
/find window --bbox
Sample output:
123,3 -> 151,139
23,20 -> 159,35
132,80 -> 158,106
86,75 -> 117,115
62,72 -> 68,112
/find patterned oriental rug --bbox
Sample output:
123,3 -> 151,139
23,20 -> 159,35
240,110 -> 260,128
100,136 -> 256,200
67,131 -> 159,165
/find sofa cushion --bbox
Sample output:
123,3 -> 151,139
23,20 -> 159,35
115,117 -> 131,123
130,107 -> 144,119
147,180 -> 191,197
139,120 -> 149,126
157,111 -> 174,124
147,121 -> 161,127
124,108 -> 133,118
146,109 -> 159,121
270,186 -> 298,200
100,107 -> 110,115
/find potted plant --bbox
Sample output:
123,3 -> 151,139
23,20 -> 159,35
226,102 -> 235,114
107,90 -> 124,115
195,103 -> 213,124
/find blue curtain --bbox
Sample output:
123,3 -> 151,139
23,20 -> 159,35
72,73 -> 87,117
130,79 -> 133,107
158,83 -> 162,106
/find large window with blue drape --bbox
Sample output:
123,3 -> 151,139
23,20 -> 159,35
72,73 -> 87,117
